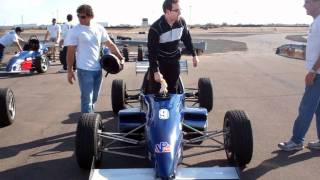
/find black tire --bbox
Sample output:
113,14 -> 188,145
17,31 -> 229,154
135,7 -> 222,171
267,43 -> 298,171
223,110 -> 253,167
111,79 -> 126,114
122,46 -> 129,62
137,45 -> 143,61
34,56 -> 49,73
0,88 -> 15,127
198,78 -> 213,112
75,113 -> 103,169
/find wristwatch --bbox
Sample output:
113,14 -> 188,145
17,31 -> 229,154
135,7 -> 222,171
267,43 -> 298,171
310,69 -> 317,74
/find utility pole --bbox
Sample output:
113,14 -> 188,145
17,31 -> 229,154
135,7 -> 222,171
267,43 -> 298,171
56,9 -> 59,22
21,15 -> 24,25
189,5 -> 192,25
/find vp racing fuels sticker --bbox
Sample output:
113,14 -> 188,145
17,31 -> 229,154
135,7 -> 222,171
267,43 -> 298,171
155,142 -> 171,153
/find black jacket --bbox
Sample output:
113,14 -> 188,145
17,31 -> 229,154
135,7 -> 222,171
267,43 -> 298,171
148,15 -> 196,73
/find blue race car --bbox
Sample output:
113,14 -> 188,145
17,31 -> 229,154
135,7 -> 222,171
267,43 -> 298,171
0,35 -> 49,74
75,61 -> 253,180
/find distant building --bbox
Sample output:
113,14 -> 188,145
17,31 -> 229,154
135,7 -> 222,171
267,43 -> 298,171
142,18 -> 148,27
16,24 -> 38,29
98,22 -> 109,27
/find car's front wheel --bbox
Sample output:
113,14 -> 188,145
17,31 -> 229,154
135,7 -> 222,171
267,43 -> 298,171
75,113 -> 103,169
223,110 -> 253,167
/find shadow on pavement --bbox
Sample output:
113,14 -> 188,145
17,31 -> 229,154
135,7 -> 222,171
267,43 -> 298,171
242,150 -> 320,180
0,131 -> 88,180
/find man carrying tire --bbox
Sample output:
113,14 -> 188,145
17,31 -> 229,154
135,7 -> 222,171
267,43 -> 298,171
147,0 -> 199,94
65,4 -> 124,113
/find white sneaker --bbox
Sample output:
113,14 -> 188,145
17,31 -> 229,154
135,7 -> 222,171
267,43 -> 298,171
58,69 -> 67,73
308,140 -> 320,150
278,140 -> 303,151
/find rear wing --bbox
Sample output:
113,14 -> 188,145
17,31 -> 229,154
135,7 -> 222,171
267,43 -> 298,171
135,60 -> 188,74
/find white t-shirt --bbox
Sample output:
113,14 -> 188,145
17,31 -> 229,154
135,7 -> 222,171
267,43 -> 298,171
0,31 -> 19,47
64,23 -> 110,71
47,24 -> 61,39
61,22 -> 73,39
306,15 -> 320,74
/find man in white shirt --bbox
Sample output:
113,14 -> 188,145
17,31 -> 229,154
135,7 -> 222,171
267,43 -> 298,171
64,4 -> 124,113
44,18 -> 61,61
0,27 -> 24,65
60,14 -> 73,47
279,0 -> 320,151
59,14 -> 75,72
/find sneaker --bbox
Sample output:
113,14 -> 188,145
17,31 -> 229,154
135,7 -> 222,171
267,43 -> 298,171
58,69 -> 67,73
278,140 -> 303,151
308,140 -> 320,150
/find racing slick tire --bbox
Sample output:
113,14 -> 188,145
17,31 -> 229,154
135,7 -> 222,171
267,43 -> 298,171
75,113 -> 103,169
34,56 -> 49,73
0,88 -> 16,127
137,45 -> 143,61
111,79 -> 126,114
198,78 -> 213,112
223,110 -> 253,167
122,45 -> 129,62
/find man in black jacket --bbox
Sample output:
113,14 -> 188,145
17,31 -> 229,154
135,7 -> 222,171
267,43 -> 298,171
147,0 -> 199,93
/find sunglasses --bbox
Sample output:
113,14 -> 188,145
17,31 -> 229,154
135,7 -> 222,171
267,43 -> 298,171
77,14 -> 87,19
171,8 -> 181,13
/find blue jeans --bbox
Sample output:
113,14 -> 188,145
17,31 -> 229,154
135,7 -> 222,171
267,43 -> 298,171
291,74 -> 320,144
77,68 -> 103,113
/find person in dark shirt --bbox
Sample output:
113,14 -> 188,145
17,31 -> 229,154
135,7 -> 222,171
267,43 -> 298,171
147,0 -> 199,94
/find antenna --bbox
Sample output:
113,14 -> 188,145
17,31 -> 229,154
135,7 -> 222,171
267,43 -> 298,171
189,5 -> 192,25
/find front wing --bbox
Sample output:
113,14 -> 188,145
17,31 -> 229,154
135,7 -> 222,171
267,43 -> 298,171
90,167 -> 240,180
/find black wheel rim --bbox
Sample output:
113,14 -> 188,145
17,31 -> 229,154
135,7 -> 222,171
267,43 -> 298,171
41,57 -> 48,71
7,90 -> 15,120
95,121 -> 103,161
224,118 -> 233,160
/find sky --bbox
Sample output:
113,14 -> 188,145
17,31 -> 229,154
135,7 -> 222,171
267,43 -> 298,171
0,0 -> 314,26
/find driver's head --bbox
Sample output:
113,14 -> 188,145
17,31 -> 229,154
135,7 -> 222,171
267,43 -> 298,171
163,0 -> 181,22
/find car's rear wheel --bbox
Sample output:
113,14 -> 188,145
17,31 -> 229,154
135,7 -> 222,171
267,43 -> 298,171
0,88 -> 15,127
198,78 -> 213,112
75,113 -> 103,169
223,110 -> 253,167
111,79 -> 126,114
34,56 -> 49,73
122,45 -> 129,62
137,45 -> 143,61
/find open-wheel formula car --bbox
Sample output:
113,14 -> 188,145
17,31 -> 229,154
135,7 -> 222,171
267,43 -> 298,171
0,88 -> 16,127
75,60 -> 253,180
0,35 -> 50,75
